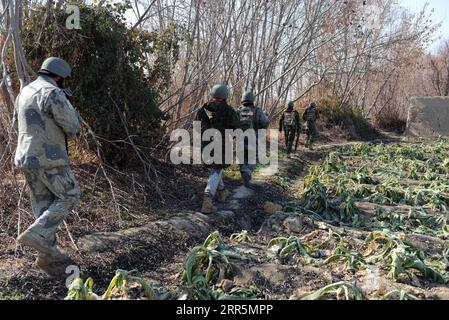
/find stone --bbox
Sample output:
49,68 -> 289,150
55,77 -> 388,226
289,288 -> 311,300
232,186 -> 254,199
219,279 -> 235,293
429,287 -> 449,300
228,200 -> 241,211
259,165 -> 279,177
233,263 -> 298,287
357,266 -> 394,297
216,211 -> 234,220
263,201 -> 283,214
195,212 -> 211,222
283,216 -> 303,234
406,96 -> 449,136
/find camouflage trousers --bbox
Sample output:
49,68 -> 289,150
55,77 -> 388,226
239,142 -> 258,179
23,166 -> 80,245
306,121 -> 317,145
204,169 -> 225,197
240,163 -> 256,177
284,126 -> 297,155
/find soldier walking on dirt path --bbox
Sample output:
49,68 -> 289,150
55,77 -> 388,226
303,102 -> 320,150
196,84 -> 240,214
279,101 -> 300,158
237,91 -> 269,188
13,57 -> 80,278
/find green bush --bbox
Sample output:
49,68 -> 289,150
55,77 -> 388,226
20,1 -> 179,167
317,97 -> 379,140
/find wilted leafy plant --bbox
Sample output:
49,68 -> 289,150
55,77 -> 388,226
365,231 -> 445,283
322,242 -> 366,273
214,285 -> 260,300
380,290 -> 419,300
301,282 -> 363,300
65,270 -> 156,300
102,270 -> 156,300
182,231 -> 244,300
267,236 -> 314,260
65,278 -> 100,301
338,193 -> 360,225
302,177 -> 330,212
230,230 -> 253,243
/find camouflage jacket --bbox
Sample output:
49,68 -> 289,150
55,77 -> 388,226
13,75 -> 80,169
302,106 -> 319,123
237,103 -> 269,131
279,110 -> 300,131
195,100 -> 240,169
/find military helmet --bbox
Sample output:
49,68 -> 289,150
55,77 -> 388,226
310,101 -> 317,108
40,57 -> 72,78
210,84 -> 229,100
241,91 -> 255,103
287,101 -> 294,110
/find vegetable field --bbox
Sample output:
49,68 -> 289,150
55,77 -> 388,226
64,139 -> 449,301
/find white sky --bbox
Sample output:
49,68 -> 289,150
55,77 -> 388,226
399,0 -> 449,51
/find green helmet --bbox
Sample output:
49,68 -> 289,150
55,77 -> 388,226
211,84 -> 229,100
310,102 -> 317,108
287,101 -> 294,110
40,57 -> 72,78
241,91 -> 255,103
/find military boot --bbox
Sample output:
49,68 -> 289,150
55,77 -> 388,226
36,253 -> 75,279
242,172 -> 252,188
201,195 -> 217,214
17,229 -> 66,259
217,189 -> 230,203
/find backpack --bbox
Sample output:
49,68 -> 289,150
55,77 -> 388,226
283,111 -> 296,127
304,108 -> 317,122
239,105 -> 256,130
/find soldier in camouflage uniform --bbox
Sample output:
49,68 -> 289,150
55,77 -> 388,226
302,102 -> 320,150
237,91 -> 269,188
279,101 -> 300,157
196,84 -> 240,214
13,57 -> 80,277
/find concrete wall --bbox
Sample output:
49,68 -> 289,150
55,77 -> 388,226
405,97 -> 449,137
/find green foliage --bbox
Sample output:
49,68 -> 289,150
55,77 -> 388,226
21,1 -> 180,166
317,97 -> 379,140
